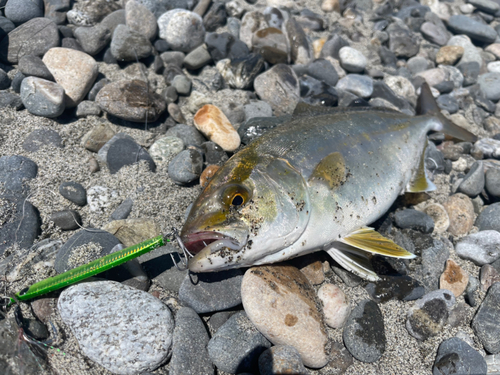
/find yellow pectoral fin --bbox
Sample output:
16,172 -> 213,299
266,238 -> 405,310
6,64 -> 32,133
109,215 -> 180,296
341,227 -> 416,259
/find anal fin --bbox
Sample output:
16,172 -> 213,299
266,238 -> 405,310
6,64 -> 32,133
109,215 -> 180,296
407,140 -> 436,193
327,245 -> 380,281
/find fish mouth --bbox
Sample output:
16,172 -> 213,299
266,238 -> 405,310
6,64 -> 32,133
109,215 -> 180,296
182,231 -> 243,255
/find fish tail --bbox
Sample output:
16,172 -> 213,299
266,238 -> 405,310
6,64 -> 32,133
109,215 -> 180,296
417,82 -> 477,143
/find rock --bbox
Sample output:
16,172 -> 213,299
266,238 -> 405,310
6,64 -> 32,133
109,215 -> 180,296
158,9 -> 205,52
339,46 -> 367,73
436,45 -> 464,65
437,94 -> 459,114
394,209 -> 434,233
406,289 -> 456,341
243,101 -> 272,121
179,269 -> 243,313
125,0 -> 157,41
22,128 -> 63,152
448,15 -> 497,43
472,282 -> 500,353
473,138 -> 500,159
149,136 -> 184,164
168,149 -> 203,185
259,346 -> 308,375
343,299 -> 386,362
485,354 -> 500,374
365,275 -> 425,303
166,124 -> 207,146
59,181 -> 87,206
458,161 -> 485,197
110,24 -> 152,61
43,0 -> 71,25
478,73 -> 500,102
20,77 -> 65,118
0,92 -> 23,110
480,264 -> 500,291
4,0 -> 43,25
251,27 -> 288,64
50,210 -> 82,230
203,1 -> 227,32
73,24 -> 111,56
208,311 -> 272,373
387,23 -> 419,58
420,21 -> 449,46
81,122 -> 115,152
336,74 -> 373,98
58,281 -> 173,374
193,104 -> 240,152
433,337 -> 487,375
440,259 -> 468,297
109,198 -> 133,221
0,155 -> 37,194
76,100 -> 102,117
241,265 -> 329,368
486,168 -> 500,197
317,283 -> 350,328
106,137 -> 156,174
476,203 -> 500,232
183,44 -> 212,70
239,11 -> 268,49
306,58 -> 339,87
422,203 -> 450,234
442,194 -> 475,236
86,185 -> 118,213
42,47 -> 98,108
169,307 -> 214,375
285,18 -> 312,65
95,80 -> 166,123
102,219 -> 160,247
456,230 -> 500,266
18,54 -> 54,80
201,141 -> 228,165
216,54 -> 265,89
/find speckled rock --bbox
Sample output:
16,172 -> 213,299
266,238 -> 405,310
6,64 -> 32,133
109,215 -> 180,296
110,24 -> 153,61
317,283 -> 350,328
442,194 -> 475,236
480,264 -> 500,291
241,265 -> 329,368
259,345 -> 308,375
456,230 -> 500,266
436,46 -> 464,65
421,203 -> 450,234
472,282 -> 500,353
193,104 -> 240,152
476,203 -> 500,232
440,259 -> 468,297
158,9 -> 205,52
81,122 -> 115,152
433,337 -> 487,375
20,77 -> 65,118
149,136 -> 184,164
125,0 -> 157,41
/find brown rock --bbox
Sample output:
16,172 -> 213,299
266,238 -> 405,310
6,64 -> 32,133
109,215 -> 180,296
102,218 -> 161,247
81,122 -> 116,152
328,342 -> 353,373
485,43 -> 500,59
313,38 -> 326,59
442,193 -> 475,236
193,104 -> 241,152
422,203 -> 450,234
440,259 -> 468,297
321,0 -> 341,12
200,164 -> 220,188
89,157 -> 100,173
241,265 -> 329,368
299,259 -> 325,285
480,264 -> 500,291
436,45 -> 464,65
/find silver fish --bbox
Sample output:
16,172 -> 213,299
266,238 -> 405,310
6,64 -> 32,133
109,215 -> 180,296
180,83 -> 476,280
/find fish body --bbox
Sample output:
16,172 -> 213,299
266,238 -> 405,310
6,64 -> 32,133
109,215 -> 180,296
181,84 -> 475,280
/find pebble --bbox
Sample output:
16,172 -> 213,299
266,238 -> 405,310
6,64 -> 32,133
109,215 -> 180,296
58,281 -> 174,374
18,55 -> 54,81
166,124 -> 206,146
110,24 -> 152,61
203,1 -> 227,32
415,236 -> 450,293
407,56 -> 430,75
0,18 -> 60,64
436,45 -> 464,66
406,289 -> 456,341
476,202 -> 500,232
149,136 -> 184,164
207,311 -> 272,373
22,128 -> 63,152
473,138 -> 500,159
387,22 -> 419,58
442,194 -> 475,236
81,122 -> 115,152
95,80 -> 166,123
42,47 -> 98,108
254,64 -> 300,116
243,100 -> 272,121
241,265 -> 329,368
4,0 -> 44,25
433,337 -> 487,375
168,148 -> 204,184
422,203 -> 450,234
480,264 -> 500,291
478,72 -> 500,102
440,259 -> 469,297
0,155 -> 38,194
86,185 -> 118,213
447,15 -> 497,44
317,283 -> 351,328
456,230 -> 500,265
109,198 -> 133,221
184,44 -> 212,70
50,209 -> 82,230
394,209 -> 434,233
307,58 -> 339,87
343,299 -> 386,362
420,21 -> 449,46
472,282 -> 500,353
251,27 -> 288,64
239,11 -> 268,49
436,94 -> 459,114
486,168 -> 500,197
59,181 -> 87,206
216,53 -> 265,90
169,307 -> 214,375
73,24 -> 111,56
179,269 -> 243,313
458,161 -> 484,197
365,275 -> 425,303
384,74 -> 416,103
106,137 -> 156,174
158,9 -> 205,53
20,76 -> 65,118
336,74 -> 373,98
193,104 -> 240,152
259,346 -> 308,375
285,18 -> 312,65
76,100 -> 102,117
125,0 -> 157,41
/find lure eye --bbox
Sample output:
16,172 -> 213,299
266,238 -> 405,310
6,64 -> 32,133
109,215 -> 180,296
222,184 -> 251,207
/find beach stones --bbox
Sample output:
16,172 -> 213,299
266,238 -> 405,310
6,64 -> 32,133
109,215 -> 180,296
472,282 -> 500,353
168,149 -> 203,185
439,260 -> 468,297
433,338 -> 487,375
241,265 -> 329,368
317,283 -> 350,328
259,346 -> 307,375
456,231 -> 500,265
110,24 -> 153,61
158,9 -> 205,52
50,210 -> 82,230
20,77 -> 65,118
475,203 -> 500,232
59,181 -> 87,206
193,104 -> 240,152
442,194 -> 474,236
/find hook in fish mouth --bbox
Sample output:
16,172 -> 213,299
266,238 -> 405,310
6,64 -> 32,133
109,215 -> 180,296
181,231 -> 243,255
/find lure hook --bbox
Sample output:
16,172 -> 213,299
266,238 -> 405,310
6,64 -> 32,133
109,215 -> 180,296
167,228 -> 193,271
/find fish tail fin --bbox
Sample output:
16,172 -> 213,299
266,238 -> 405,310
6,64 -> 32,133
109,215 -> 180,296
417,82 -> 477,143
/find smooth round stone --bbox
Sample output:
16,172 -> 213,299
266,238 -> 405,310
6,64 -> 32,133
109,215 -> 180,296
436,45 -> 464,65
169,307 -> 213,375
336,74 -> 373,98
437,94 -> 459,114
468,0 -> 499,14
125,0 -> 157,41
251,27 -> 287,64
394,209 -> 434,233
107,137 -> 156,174
317,283 -> 350,328
433,337 -> 487,375
208,311 -> 272,373
193,104 -> 240,152
241,265 -> 329,368
458,161 -> 484,197
239,11 -> 268,49
22,128 -> 63,152
343,299 -> 386,362
183,44 -> 212,70
0,155 -> 37,193
110,24 -> 152,61
4,0 -> 43,25
339,46 -> 367,73
158,9 -> 205,52
58,281 -> 173,374
306,58 -> 339,87
448,15 -> 497,44
416,68 -> 446,88
420,22 -> 449,46
95,80 -> 166,122
109,198 -> 133,221
472,282 -> 500,353
486,168 -> 500,197
478,72 -> 500,101
59,181 -> 87,206
179,269 -> 242,313
406,289 -> 456,341
254,64 -> 300,116
73,24 -> 112,56
168,149 -> 204,185
18,55 -> 54,80
149,136 -> 184,164
440,259 -> 468,297
259,346 -> 307,375
476,203 -> 500,232
285,18 -> 312,65
42,47 -> 98,108
166,124 -> 207,146
20,77 -> 65,118
50,209 -> 82,230
442,194 -> 475,236
407,56 -> 430,75
216,53 -> 265,90
456,230 -> 500,265
0,18 -> 59,63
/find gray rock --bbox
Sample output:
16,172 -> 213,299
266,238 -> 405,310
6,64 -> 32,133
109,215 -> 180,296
394,209 -> 434,233
420,22 -> 449,46
285,18 -> 312,65
158,9 -> 205,53
259,346 -> 307,375
414,236 -> 450,292
433,337 -> 487,375
343,299 -> 386,362
171,75 -> 192,96
478,73 -> 500,101
110,24 -> 152,61
0,16 -> 15,39
216,53 -> 265,90
456,230 -> 500,265
437,94 -> 459,114
320,34 -> 349,60
476,202 -> 500,232
20,77 -> 65,118
448,15 -> 497,43
18,55 -> 54,80
50,210 -> 82,230
59,181 -> 87,206
473,138 -> 500,159
458,61 -> 480,86
336,74 -> 373,98
178,269 -> 243,313
133,0 -> 192,19
58,281 -> 174,374
4,0 -> 43,25
203,1 -> 227,32
387,22 -> 419,58
125,0 -> 157,41
339,46 -> 367,73
0,92 -> 23,109
168,149 -> 203,185
61,37 -> 83,51
166,124 -> 206,146
201,141 -> 228,165
22,128 -> 63,152
160,51 -> 185,67
208,311 -> 272,373
74,24 -> 112,56
486,168 -> 500,197
208,311 -> 235,332
470,0 -> 499,13
239,11 -> 268,49
100,9 -> 126,34
251,27 -> 287,65
465,275 -> 479,307
110,198 -> 133,221
0,155 -> 37,193
243,101 -> 272,121
106,137 -> 156,174
170,307 -> 214,375
87,78 -> 110,101
407,56 -> 430,75
458,161 -> 485,197
307,58 -> 339,87
472,282 -> 500,353
76,100 -> 102,117
44,0 -> 70,25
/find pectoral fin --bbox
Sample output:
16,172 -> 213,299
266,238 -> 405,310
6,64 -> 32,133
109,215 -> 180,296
407,141 -> 437,193
341,227 -> 416,259
327,245 -> 380,281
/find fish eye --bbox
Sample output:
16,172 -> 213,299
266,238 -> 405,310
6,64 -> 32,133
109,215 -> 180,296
222,184 -> 251,208
232,194 -> 244,206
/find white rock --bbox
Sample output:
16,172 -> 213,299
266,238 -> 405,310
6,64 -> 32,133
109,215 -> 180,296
339,46 -> 367,73
317,284 -> 351,328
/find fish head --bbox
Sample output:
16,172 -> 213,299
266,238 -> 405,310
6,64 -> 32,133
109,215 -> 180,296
181,151 -> 311,272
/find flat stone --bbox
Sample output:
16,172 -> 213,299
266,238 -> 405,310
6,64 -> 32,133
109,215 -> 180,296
307,58 -> 339,87
106,137 -> 156,174
259,346 -> 307,375
158,9 -> 205,52
317,283 -> 350,328
442,194 -> 475,236
59,181 -> 87,206
456,230 -> 500,265
365,275 -> 425,303
20,77 -> 65,118
336,74 -> 373,98
73,24 -> 112,56
110,24 -> 152,61
18,54 -> 54,80
440,259 -> 468,297
22,128 -> 63,152
420,21 -> 449,46
476,202 -> 500,232
472,282 -> 500,353
448,15 -> 497,43
109,198 -> 133,221
433,337 -> 487,375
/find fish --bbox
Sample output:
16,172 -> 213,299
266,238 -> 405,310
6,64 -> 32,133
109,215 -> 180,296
180,83 -> 477,281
